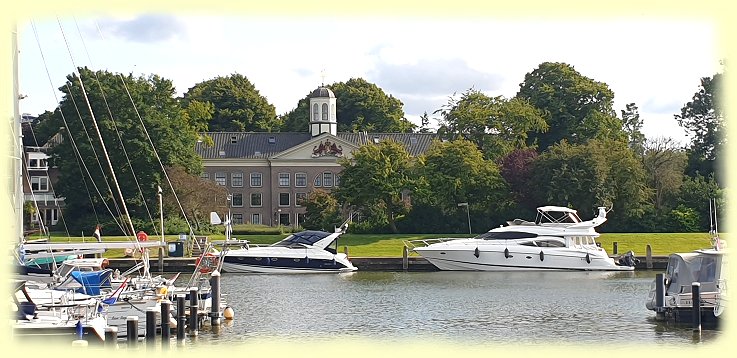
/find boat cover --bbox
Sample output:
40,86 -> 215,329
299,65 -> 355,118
70,269 -> 113,295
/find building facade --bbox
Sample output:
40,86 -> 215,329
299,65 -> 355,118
196,86 -> 436,227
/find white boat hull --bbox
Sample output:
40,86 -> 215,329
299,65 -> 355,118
415,245 -> 633,271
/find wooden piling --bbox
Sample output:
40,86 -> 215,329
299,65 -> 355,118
176,294 -> 186,342
692,282 -> 701,333
613,242 -> 618,255
402,246 -> 408,271
158,247 -> 165,273
145,308 -> 156,347
189,287 -> 199,336
161,299 -> 171,345
105,326 -> 118,348
126,316 -> 138,347
210,271 -> 221,326
655,273 -> 665,321
646,244 -> 653,269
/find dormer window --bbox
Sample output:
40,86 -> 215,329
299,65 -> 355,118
218,150 -> 226,156
268,136 -> 276,144
230,136 -> 237,144
373,136 -> 380,144
410,136 -> 418,144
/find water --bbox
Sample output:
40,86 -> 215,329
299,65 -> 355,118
177,271 -> 723,347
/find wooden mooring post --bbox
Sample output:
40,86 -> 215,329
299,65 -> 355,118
646,244 -> 653,269
402,246 -> 409,271
612,242 -> 618,255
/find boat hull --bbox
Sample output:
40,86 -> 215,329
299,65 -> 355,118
221,252 -> 357,274
414,246 -> 634,271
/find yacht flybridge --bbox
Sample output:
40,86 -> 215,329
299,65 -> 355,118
406,206 -> 637,271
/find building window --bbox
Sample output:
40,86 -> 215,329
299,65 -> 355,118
296,213 -> 306,228
323,172 -> 334,187
250,193 -> 262,207
313,104 -> 319,121
200,172 -> 210,180
251,213 -> 261,225
278,173 -> 290,187
295,192 -> 307,207
28,158 -> 47,169
31,176 -> 49,191
295,173 -> 307,187
268,136 -> 276,144
314,174 -> 322,187
230,136 -> 237,144
231,172 -> 243,187
250,173 -> 262,187
215,172 -> 226,186
279,213 -> 291,226
232,193 -> 243,207
335,175 -> 340,187
322,103 -> 328,120
279,192 -> 290,207
232,213 -> 243,224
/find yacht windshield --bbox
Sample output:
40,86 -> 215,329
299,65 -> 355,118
474,231 -> 538,240
271,231 -> 331,247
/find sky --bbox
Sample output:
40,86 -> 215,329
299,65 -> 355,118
17,14 -> 723,145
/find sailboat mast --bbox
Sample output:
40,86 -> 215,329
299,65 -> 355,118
12,26 -> 25,245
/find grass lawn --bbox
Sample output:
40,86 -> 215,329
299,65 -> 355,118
32,232 -> 722,258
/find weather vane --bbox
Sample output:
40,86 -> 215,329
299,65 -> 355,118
320,68 -> 326,86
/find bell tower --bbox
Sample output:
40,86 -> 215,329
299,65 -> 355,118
309,83 -> 337,137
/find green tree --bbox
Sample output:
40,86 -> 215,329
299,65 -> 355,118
162,166 -> 228,230
301,189 -> 344,232
280,78 -> 415,133
642,137 -> 687,211
412,139 -> 509,232
182,73 -> 277,132
675,73 -> 725,182
50,67 -> 201,233
435,89 -> 547,160
528,138 -> 648,230
516,62 -> 626,151
621,103 -> 646,156
676,174 -> 724,231
335,140 -> 413,233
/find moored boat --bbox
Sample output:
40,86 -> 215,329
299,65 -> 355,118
406,206 -> 637,271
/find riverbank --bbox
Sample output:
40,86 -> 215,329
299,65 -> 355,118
107,255 -> 668,273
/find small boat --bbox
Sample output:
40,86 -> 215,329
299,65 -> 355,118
212,212 -> 356,274
406,206 -> 637,271
645,199 -> 727,328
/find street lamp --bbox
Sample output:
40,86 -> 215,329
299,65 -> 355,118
458,202 -> 471,235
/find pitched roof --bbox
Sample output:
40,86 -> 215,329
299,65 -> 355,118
197,132 -> 438,159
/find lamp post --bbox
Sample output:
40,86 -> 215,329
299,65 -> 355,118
458,202 -> 471,234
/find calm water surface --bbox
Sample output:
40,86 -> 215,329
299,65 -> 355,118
178,271 -> 723,347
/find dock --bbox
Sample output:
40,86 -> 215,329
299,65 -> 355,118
106,255 -> 668,273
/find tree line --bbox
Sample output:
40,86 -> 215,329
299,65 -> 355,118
26,62 -> 725,235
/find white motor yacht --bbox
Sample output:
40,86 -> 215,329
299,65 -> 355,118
217,228 -> 357,274
407,206 -> 636,271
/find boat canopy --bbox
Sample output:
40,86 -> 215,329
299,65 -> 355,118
55,269 -> 113,296
272,231 -> 332,247
665,252 -> 723,295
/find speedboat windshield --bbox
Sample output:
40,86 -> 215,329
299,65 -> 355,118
474,231 -> 539,240
271,230 -> 332,247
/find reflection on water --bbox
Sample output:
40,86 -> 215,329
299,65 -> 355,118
175,271 -> 723,346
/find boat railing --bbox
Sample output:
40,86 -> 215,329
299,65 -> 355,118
403,238 -> 460,250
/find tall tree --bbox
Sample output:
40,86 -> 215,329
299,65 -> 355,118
620,103 -> 646,157
675,73 -> 724,182
435,89 -> 547,160
50,67 -> 201,233
412,139 -> 509,231
162,166 -> 228,230
528,138 -> 648,228
335,140 -> 413,233
516,62 -> 626,151
300,189 -> 344,232
642,137 -> 687,211
182,73 -> 277,132
280,78 -> 415,133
